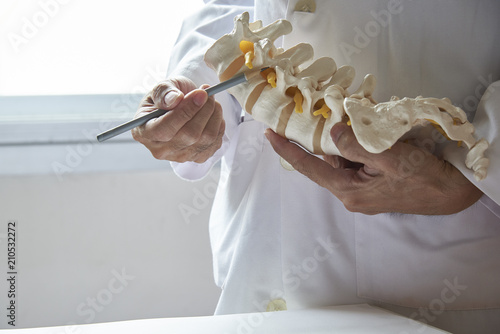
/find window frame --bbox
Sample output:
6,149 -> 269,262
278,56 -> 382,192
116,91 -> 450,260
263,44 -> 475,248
0,94 -> 170,176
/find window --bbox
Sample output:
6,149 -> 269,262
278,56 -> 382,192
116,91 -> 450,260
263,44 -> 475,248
0,0 -> 204,175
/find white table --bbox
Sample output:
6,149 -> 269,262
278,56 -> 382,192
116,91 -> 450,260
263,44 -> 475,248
2,304 -> 449,334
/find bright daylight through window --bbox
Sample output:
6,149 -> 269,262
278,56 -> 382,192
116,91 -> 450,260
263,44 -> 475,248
0,0 -> 202,96
0,0 -> 203,174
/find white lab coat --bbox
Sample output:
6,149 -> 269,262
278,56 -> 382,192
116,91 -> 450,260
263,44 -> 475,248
167,1 -> 500,333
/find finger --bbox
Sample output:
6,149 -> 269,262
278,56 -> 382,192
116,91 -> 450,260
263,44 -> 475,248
137,77 -> 198,117
323,155 -> 364,169
138,92 -> 155,110
143,89 -> 208,142
134,79 -> 202,140
173,94 -> 218,146
175,97 -> 222,150
169,114 -> 225,163
151,81 -> 185,111
323,155 -> 340,168
133,82 -> 185,139
168,77 -> 198,95
330,123 -> 402,172
192,127 -> 225,163
192,119 -> 225,163
194,100 -> 224,149
330,123 -> 375,164
265,129 -> 356,191
147,113 -> 225,164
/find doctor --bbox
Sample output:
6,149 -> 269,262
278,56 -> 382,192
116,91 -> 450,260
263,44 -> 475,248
133,1 -> 500,333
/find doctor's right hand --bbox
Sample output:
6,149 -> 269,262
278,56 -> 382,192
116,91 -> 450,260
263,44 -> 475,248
132,77 -> 225,163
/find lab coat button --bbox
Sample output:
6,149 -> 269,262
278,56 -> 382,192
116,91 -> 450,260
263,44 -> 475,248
294,0 -> 316,13
266,298 -> 287,312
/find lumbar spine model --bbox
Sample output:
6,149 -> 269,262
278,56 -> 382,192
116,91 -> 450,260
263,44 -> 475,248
204,12 -> 489,180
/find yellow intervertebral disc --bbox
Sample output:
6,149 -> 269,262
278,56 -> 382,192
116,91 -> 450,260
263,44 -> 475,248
239,40 -> 255,69
244,52 -> 255,69
239,40 -> 254,53
293,90 -> 303,113
261,68 -> 277,88
267,71 -> 277,88
285,87 -> 303,113
313,103 -> 331,119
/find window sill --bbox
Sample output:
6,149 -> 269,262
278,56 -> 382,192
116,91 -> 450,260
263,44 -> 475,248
0,141 -> 169,179
0,94 -> 169,176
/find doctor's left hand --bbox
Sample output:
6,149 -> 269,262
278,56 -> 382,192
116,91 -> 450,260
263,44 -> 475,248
265,124 -> 482,215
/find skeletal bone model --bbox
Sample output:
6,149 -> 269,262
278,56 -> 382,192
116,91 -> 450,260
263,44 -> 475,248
204,12 -> 489,180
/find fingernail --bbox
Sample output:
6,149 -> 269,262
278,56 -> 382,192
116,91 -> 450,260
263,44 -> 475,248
193,90 -> 208,107
164,91 -> 181,107
264,128 -> 272,139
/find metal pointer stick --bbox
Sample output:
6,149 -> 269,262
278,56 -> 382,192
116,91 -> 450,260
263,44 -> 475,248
96,68 -> 268,142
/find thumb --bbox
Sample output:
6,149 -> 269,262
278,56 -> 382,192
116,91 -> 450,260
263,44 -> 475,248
162,87 -> 184,110
150,81 -> 185,111
330,122 -> 373,164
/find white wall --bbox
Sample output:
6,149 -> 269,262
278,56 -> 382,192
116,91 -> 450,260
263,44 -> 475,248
0,0 -> 218,329
0,168 -> 221,329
